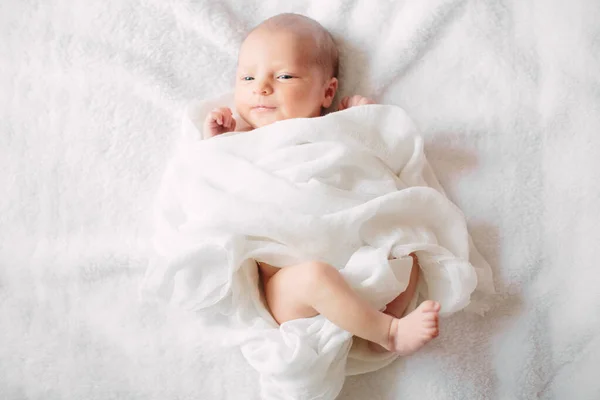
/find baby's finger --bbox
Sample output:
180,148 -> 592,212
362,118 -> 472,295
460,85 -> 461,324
210,109 -> 224,125
348,95 -> 360,105
230,118 -> 237,131
209,112 -> 218,124
339,96 -> 349,110
224,114 -> 233,129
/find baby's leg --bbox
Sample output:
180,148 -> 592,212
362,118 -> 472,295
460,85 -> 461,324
261,261 -> 440,355
384,253 -> 421,318
368,254 -> 422,352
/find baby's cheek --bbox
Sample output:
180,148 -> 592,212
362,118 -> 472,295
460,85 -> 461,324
239,107 -> 254,127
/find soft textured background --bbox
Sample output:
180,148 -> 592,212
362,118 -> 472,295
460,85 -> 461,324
2,0 -> 600,399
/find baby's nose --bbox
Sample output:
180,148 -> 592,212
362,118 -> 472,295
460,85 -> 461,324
254,82 -> 273,95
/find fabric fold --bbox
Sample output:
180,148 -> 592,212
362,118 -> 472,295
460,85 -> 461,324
140,99 -> 495,400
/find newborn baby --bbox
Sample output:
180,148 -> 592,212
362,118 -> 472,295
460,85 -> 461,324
202,13 -> 441,355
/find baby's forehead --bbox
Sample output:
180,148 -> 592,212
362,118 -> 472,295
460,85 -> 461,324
240,28 -> 314,52
238,15 -> 338,78
237,30 -> 319,66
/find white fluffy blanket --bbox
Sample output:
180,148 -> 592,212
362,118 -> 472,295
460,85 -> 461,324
3,0 -> 600,399
141,99 -> 495,398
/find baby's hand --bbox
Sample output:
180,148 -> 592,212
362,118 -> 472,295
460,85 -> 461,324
203,107 -> 237,139
338,95 -> 376,111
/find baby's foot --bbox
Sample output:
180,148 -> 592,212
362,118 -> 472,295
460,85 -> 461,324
387,300 -> 440,356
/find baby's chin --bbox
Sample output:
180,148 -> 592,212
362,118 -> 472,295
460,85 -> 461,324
244,112 -> 285,129
244,118 -> 275,129
241,108 -> 318,129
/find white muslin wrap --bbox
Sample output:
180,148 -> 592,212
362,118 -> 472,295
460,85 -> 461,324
140,98 -> 495,400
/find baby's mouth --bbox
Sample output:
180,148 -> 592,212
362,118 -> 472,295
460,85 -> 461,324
252,105 -> 276,112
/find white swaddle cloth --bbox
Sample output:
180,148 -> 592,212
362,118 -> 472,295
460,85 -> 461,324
140,94 -> 496,400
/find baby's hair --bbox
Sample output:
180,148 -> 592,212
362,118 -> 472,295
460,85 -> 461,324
246,13 -> 339,79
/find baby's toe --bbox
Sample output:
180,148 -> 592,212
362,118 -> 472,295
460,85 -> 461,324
425,325 -> 439,336
424,318 -> 437,328
419,300 -> 440,313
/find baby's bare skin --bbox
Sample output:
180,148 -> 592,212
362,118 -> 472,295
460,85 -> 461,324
203,13 -> 441,355
259,257 -> 439,355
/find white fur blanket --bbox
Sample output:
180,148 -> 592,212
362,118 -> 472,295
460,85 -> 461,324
3,0 -> 600,399
140,99 -> 495,399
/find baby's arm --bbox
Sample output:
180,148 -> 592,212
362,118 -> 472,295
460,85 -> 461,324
338,95 -> 376,111
203,107 -> 237,139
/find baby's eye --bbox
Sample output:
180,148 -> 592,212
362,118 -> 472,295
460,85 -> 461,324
277,74 -> 294,80
242,76 -> 254,81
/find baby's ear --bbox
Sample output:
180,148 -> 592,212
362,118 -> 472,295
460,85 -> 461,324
322,77 -> 338,109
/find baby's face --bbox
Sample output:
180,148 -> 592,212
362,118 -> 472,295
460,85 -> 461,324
234,29 -> 336,129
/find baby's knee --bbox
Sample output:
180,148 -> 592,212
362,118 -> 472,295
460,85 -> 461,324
301,261 -> 339,287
